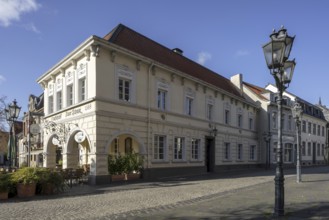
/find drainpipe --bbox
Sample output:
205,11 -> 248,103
147,63 -> 154,169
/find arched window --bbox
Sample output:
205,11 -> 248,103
125,137 -> 132,154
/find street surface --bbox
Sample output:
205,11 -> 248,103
1,166 -> 328,219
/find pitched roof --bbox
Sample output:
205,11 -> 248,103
104,24 -> 243,98
243,81 -> 269,101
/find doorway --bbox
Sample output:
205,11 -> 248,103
205,137 -> 215,172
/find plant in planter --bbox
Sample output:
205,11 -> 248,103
125,153 -> 143,180
108,155 -> 127,181
38,168 -> 65,195
0,173 -> 12,200
11,167 -> 39,198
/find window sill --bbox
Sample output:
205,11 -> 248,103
151,160 -> 169,164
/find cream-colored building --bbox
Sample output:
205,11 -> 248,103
37,24 -> 260,184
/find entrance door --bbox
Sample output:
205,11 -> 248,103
205,137 -> 215,172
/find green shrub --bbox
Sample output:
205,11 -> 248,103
11,167 -> 39,185
108,153 -> 144,175
0,173 -> 12,192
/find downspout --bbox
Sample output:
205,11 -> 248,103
147,62 -> 154,169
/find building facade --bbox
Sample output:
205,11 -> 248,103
18,94 -> 44,167
36,24 -> 260,184
243,81 -> 327,167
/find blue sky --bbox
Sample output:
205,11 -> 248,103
1,0 -> 329,116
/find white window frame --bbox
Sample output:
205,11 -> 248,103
153,135 -> 166,160
249,145 -> 257,161
237,108 -> 243,128
174,137 -> 185,160
48,95 -> 54,114
191,138 -> 201,160
56,91 -> 62,111
272,111 -> 277,129
158,89 -> 167,110
115,65 -> 136,103
78,77 -> 86,102
119,78 -> 131,102
284,143 -> 293,162
206,96 -> 214,121
67,84 -> 74,107
224,142 -> 231,160
237,144 -> 243,161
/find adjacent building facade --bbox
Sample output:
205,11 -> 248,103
243,81 -> 327,167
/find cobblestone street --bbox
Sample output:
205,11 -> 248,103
1,166 -> 328,219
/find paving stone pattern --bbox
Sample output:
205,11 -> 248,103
1,167 -> 328,220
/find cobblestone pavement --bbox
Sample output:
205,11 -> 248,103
1,166 -> 328,220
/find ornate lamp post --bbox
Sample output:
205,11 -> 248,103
292,101 -> 303,183
5,99 -> 21,170
262,26 -> 296,217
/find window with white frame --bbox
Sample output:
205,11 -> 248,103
174,137 -> 185,160
67,84 -> 73,106
249,112 -> 254,130
308,122 -> 312,134
224,142 -> 230,160
302,121 -> 306,133
119,78 -> 130,102
322,144 -> 325,156
153,135 -> 166,160
77,63 -> 87,102
66,71 -> 74,107
288,115 -> 292,130
48,95 -> 54,114
191,138 -> 200,160
237,108 -> 243,128
48,83 -> 54,114
206,103 -> 213,120
317,143 -> 321,156
302,141 -> 306,156
224,103 -> 231,125
249,145 -> 256,161
79,78 -> 86,102
185,88 -> 195,116
284,143 -> 293,162
56,78 -> 63,111
307,142 -> 311,156
313,124 -> 316,135
206,96 -> 214,121
322,126 -> 325,136
317,125 -> 320,136
237,144 -> 243,160
157,90 -> 167,110
272,112 -> 277,129
56,91 -> 62,111
157,81 -> 169,111
186,96 -> 193,116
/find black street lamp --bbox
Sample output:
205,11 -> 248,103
263,26 -> 296,217
5,99 -> 21,170
292,101 -> 303,183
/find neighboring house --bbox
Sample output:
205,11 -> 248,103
242,80 -> 295,167
266,84 -> 327,165
0,130 -> 9,165
36,24 -> 260,184
18,94 -> 44,167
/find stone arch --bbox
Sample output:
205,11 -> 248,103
44,134 -> 63,168
64,128 -> 91,168
105,130 -> 146,155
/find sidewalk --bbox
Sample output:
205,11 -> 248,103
128,166 -> 329,220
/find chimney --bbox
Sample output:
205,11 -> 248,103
172,48 -> 183,55
230,73 -> 243,96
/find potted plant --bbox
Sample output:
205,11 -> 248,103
108,155 -> 126,181
11,167 -> 39,198
126,153 -> 143,180
38,168 -> 65,195
0,173 -> 11,200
